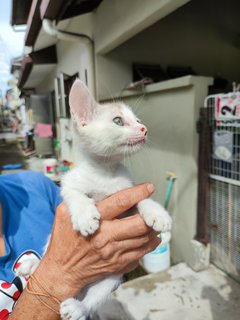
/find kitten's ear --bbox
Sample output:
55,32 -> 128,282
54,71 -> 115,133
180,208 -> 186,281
69,79 -> 96,125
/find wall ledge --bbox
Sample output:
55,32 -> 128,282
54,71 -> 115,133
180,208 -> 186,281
100,75 -> 214,102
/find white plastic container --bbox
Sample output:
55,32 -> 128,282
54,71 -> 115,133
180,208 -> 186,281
142,231 -> 171,273
43,158 -> 58,179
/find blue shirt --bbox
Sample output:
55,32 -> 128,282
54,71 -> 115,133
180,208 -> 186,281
0,171 -> 62,314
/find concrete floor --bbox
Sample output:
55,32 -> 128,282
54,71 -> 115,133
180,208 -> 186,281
95,263 -> 240,320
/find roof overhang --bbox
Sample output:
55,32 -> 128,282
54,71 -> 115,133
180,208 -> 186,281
24,64 -> 56,89
25,0 -> 42,47
18,45 -> 57,89
21,0 -> 102,48
11,0 -> 32,26
12,0 -> 102,90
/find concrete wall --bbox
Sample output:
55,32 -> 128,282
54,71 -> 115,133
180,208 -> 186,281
36,0 -> 240,105
37,13 -> 94,94
35,0 -> 240,100
35,1 -> 192,98
94,0 -> 190,54
96,0 -> 240,100
101,76 -> 213,264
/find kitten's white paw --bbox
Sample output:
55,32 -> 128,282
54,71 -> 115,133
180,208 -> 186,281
60,298 -> 87,320
138,200 -> 172,232
71,205 -> 101,236
15,259 -> 39,278
142,210 -> 172,232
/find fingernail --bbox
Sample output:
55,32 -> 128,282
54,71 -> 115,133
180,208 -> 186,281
147,184 -> 155,193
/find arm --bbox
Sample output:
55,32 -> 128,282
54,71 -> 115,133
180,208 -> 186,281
10,183 -> 159,320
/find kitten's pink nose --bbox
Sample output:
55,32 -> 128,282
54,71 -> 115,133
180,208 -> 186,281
140,127 -> 148,136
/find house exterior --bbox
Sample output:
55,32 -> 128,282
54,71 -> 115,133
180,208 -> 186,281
11,0 -> 240,268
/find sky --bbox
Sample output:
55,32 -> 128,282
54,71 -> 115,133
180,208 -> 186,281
0,0 -> 25,96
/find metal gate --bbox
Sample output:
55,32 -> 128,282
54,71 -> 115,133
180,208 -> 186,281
203,93 -> 240,282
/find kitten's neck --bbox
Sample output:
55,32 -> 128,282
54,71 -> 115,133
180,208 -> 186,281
78,149 -> 121,172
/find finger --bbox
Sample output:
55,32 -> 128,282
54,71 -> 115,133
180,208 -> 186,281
54,202 -> 74,231
126,239 -> 160,260
118,230 -> 160,252
118,237 -> 161,272
110,214 -> 153,240
92,218 -> 159,252
97,183 -> 154,220
121,261 -> 139,274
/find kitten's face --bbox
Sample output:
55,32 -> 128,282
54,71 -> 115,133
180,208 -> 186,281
79,102 -> 147,158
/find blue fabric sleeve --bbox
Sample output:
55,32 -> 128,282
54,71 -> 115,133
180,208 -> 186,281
0,171 -> 62,213
33,172 -> 63,211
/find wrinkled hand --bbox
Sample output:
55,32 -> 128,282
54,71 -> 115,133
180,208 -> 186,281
34,183 -> 160,301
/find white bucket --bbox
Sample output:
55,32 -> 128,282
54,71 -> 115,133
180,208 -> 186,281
43,158 -> 58,179
142,231 -> 171,273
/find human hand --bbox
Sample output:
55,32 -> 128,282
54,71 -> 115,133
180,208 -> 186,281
34,183 -> 160,302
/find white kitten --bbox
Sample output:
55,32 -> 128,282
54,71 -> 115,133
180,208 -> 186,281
17,80 -> 172,320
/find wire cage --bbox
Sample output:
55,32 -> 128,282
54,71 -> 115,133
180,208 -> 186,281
204,92 -> 240,282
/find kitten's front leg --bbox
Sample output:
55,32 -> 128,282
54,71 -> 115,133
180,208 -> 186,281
15,259 -> 39,278
137,199 -> 172,232
62,188 -> 100,236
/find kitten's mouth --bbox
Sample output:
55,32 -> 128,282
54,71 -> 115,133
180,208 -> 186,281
121,138 -> 146,147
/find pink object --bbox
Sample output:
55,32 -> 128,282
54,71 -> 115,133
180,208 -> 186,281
35,123 -> 53,138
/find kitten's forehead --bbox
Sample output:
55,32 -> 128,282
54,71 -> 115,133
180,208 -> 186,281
100,102 -> 136,119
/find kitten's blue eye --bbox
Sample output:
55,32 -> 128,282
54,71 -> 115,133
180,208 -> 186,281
113,117 -> 124,126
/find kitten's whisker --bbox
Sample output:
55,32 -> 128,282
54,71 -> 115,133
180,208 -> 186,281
146,136 -> 161,149
124,146 -> 133,173
123,147 -> 127,168
99,82 -> 116,104
131,94 -> 146,118
132,94 -> 145,112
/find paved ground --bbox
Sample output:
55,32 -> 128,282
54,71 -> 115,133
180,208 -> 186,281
95,263 -> 240,320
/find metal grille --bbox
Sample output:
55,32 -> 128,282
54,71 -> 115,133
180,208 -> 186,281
205,94 -> 240,282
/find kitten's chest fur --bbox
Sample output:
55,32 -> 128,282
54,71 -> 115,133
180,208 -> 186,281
67,162 -> 133,202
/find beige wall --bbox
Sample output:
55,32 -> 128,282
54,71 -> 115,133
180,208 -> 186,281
36,1 -> 192,97
96,0 -> 240,100
36,13 -> 95,94
37,41 -> 94,93
94,0 -> 190,54
102,76 -> 213,264
35,0 -> 240,100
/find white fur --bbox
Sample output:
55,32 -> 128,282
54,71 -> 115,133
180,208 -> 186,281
60,275 -> 121,320
18,80 -> 172,320
15,258 -> 39,277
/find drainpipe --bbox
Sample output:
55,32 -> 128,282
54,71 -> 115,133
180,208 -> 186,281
42,19 -> 96,97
